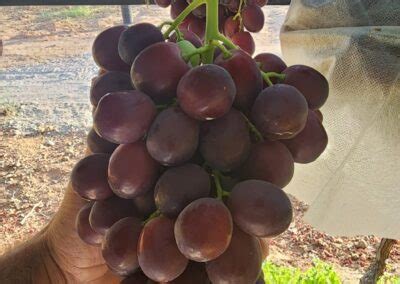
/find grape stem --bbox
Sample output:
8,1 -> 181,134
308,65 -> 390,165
163,0 -> 206,39
241,112 -> 264,142
233,0 -> 245,30
143,209 -> 161,225
211,40 -> 232,58
212,170 -> 230,200
260,71 -> 286,87
182,44 -> 213,62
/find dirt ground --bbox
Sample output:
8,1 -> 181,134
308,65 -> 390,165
0,5 -> 399,283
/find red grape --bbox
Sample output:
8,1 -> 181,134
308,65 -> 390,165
228,180 -> 293,237
132,189 -> 157,218
92,25 -> 130,72
177,64 -> 236,121
93,91 -> 156,144
108,142 -> 160,199
166,261 -> 210,283
283,65 -> 329,110
239,140 -> 294,188
242,5 -> 265,33
138,216 -> 188,282
200,109 -> 251,171
169,29 -> 203,48
175,198 -> 233,262
89,196 -> 139,234
102,217 -> 142,276
188,0 -> 206,18
131,42 -> 190,103
251,84 -> 308,139
118,23 -> 164,65
254,52 -> 287,85
146,107 -> 200,166
155,164 -> 211,218
206,226 -> 262,284
90,71 -> 133,106
87,128 -> 118,154
155,0 -> 172,8
188,17 -> 206,39
215,49 -> 263,110
314,109 -> 323,122
170,0 -> 188,19
231,31 -> 255,55
76,202 -> 103,246
71,154 -> 113,200
281,110 -> 328,163
223,16 -> 240,38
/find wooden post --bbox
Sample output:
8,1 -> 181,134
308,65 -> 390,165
360,238 -> 397,284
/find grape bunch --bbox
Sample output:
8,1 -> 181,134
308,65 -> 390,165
72,2 -> 328,283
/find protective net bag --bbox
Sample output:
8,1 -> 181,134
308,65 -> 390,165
280,0 -> 400,238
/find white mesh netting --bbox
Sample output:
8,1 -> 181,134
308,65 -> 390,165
280,0 -> 400,238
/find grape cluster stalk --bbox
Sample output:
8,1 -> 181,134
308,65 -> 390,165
73,0 -> 329,283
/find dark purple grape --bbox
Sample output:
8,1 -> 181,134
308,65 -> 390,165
231,31 -> 255,55
188,0 -> 206,18
108,142 -> 160,199
254,53 -> 287,85
102,217 -> 142,276
242,5 -> 265,33
138,216 -> 188,282
175,198 -> 233,262
166,261 -> 210,284
215,49 -> 263,110
71,154 -> 113,200
155,164 -> 210,218
76,202 -> 103,246
226,0 -> 239,13
89,196 -> 139,235
92,25 -> 130,72
281,110 -> 328,163
132,189 -> 157,218
223,16 -> 240,38
200,109 -> 251,171
169,29 -> 202,48
87,128 -> 118,154
118,23 -> 164,65
155,0 -> 172,8
239,140 -> 294,188
251,84 -> 308,139
170,0 -> 188,19
93,91 -> 156,144
206,226 -> 262,284
120,270 -> 149,284
146,107 -> 200,166
131,42 -> 190,103
188,17 -> 206,39
228,180 -> 293,237
177,64 -> 236,121
283,65 -> 329,110
90,71 -> 133,106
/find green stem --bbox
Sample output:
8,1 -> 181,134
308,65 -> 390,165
202,0 -> 220,63
213,170 -> 224,200
143,209 -> 161,225
183,44 -> 213,62
163,0 -> 206,39
261,71 -> 286,86
241,112 -> 263,142
211,40 -> 232,59
217,34 -> 238,50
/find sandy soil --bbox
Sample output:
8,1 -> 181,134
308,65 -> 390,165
0,5 -> 399,283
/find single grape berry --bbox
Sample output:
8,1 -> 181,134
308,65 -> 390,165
118,23 -> 164,65
146,107 -> 200,166
167,261 -> 210,284
251,84 -> 308,139
155,0 -> 171,7
131,42 -> 190,103
188,17 -> 206,39
154,164 -> 211,218
76,202 -> 103,246
71,154 -> 113,200
138,216 -> 188,282
228,180 -> 293,237
283,65 -> 329,110
231,31 -> 255,55
242,5 -> 265,33
93,91 -> 156,144
177,64 -> 236,121
175,198 -> 233,262
92,25 -> 130,72
281,110 -> 328,163
170,0 -> 188,19
102,217 -> 142,276
223,16 -> 241,38
90,71 -> 133,106
108,142 -> 160,199
87,128 -> 118,155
